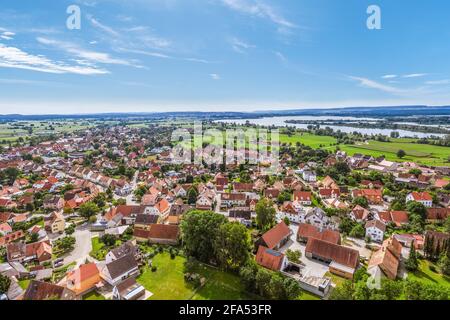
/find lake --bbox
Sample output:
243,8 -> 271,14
215,116 -> 446,138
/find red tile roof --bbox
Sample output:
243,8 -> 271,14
261,221 -> 291,249
255,246 -> 285,271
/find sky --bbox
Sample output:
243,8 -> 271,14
1,0 -> 450,114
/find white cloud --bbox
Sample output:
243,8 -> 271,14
425,79 -> 450,85
349,76 -> 403,94
274,51 -> 287,63
210,73 -> 221,80
221,0 -> 295,28
382,74 -> 397,79
0,43 -> 108,75
87,15 -> 121,37
403,73 -> 427,78
37,37 -> 133,66
229,37 -> 255,53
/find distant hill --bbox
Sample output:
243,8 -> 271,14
1,105 -> 450,121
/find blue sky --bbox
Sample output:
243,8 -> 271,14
1,0 -> 450,114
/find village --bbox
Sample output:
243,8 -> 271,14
0,122 -> 449,301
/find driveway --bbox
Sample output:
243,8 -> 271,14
63,227 -> 93,266
279,223 -> 329,278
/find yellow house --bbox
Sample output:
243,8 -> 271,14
45,211 -> 66,234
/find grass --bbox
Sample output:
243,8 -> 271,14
280,133 -> 337,148
82,291 -> 106,300
137,252 -> 258,300
297,291 -> 321,300
337,140 -> 450,166
18,279 -> 30,290
325,271 -> 347,287
408,259 -> 450,287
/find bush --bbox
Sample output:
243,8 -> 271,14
151,266 -> 157,272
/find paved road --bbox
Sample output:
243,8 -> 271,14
63,227 -> 93,266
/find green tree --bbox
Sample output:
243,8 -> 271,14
438,245 -> 450,276
353,196 -> 369,208
0,273 -> 11,294
181,210 -> 227,263
214,222 -> 252,270
405,245 -> 419,271
255,198 -> 276,231
187,187 -> 198,205
78,201 -> 100,219
396,149 -> 406,159
349,224 -> 365,239
285,249 -> 301,264
329,280 -> 354,300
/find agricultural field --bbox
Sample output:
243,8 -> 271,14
0,121 -> 97,145
338,139 -> 450,167
280,133 -> 337,148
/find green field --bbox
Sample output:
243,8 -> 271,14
338,139 -> 450,166
276,131 -> 450,167
280,133 -> 337,148
137,252 -> 258,300
0,121 -> 97,145
408,259 -> 450,287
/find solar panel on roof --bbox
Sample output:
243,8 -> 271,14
266,249 -> 281,256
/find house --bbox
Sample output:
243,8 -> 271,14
44,211 -> 65,234
196,195 -> 213,211
304,207 -> 332,230
147,224 -> 179,245
6,241 -> 52,264
377,211 -> 409,227
305,238 -> 360,279
0,222 -> 12,236
134,214 -> 160,231
220,193 -> 246,207
297,223 -> 341,245
365,220 -> 386,243
134,224 -> 179,245
406,192 -> 433,207
233,182 -> 254,193
255,246 -> 289,271
105,205 -> 146,225
349,205 -> 370,222
302,171 -> 317,183
393,234 -> 424,250
99,254 -> 139,286
368,237 -> 402,280
264,188 -> 280,199
352,189 -> 383,204
105,241 -> 139,264
112,277 -> 146,300
0,230 -> 25,247
293,191 -> 312,205
319,188 -> 340,200
426,208 -> 450,223
256,221 -> 292,250
43,195 -> 64,210
66,263 -> 102,296
23,280 -> 78,300
298,275 -> 331,298
278,202 -> 304,224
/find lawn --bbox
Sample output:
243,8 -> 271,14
18,279 -> 30,290
280,133 -> 337,148
338,140 -> 450,166
82,291 -> 106,300
325,271 -> 347,287
408,259 -> 450,287
297,291 -> 321,300
137,252 -> 258,300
